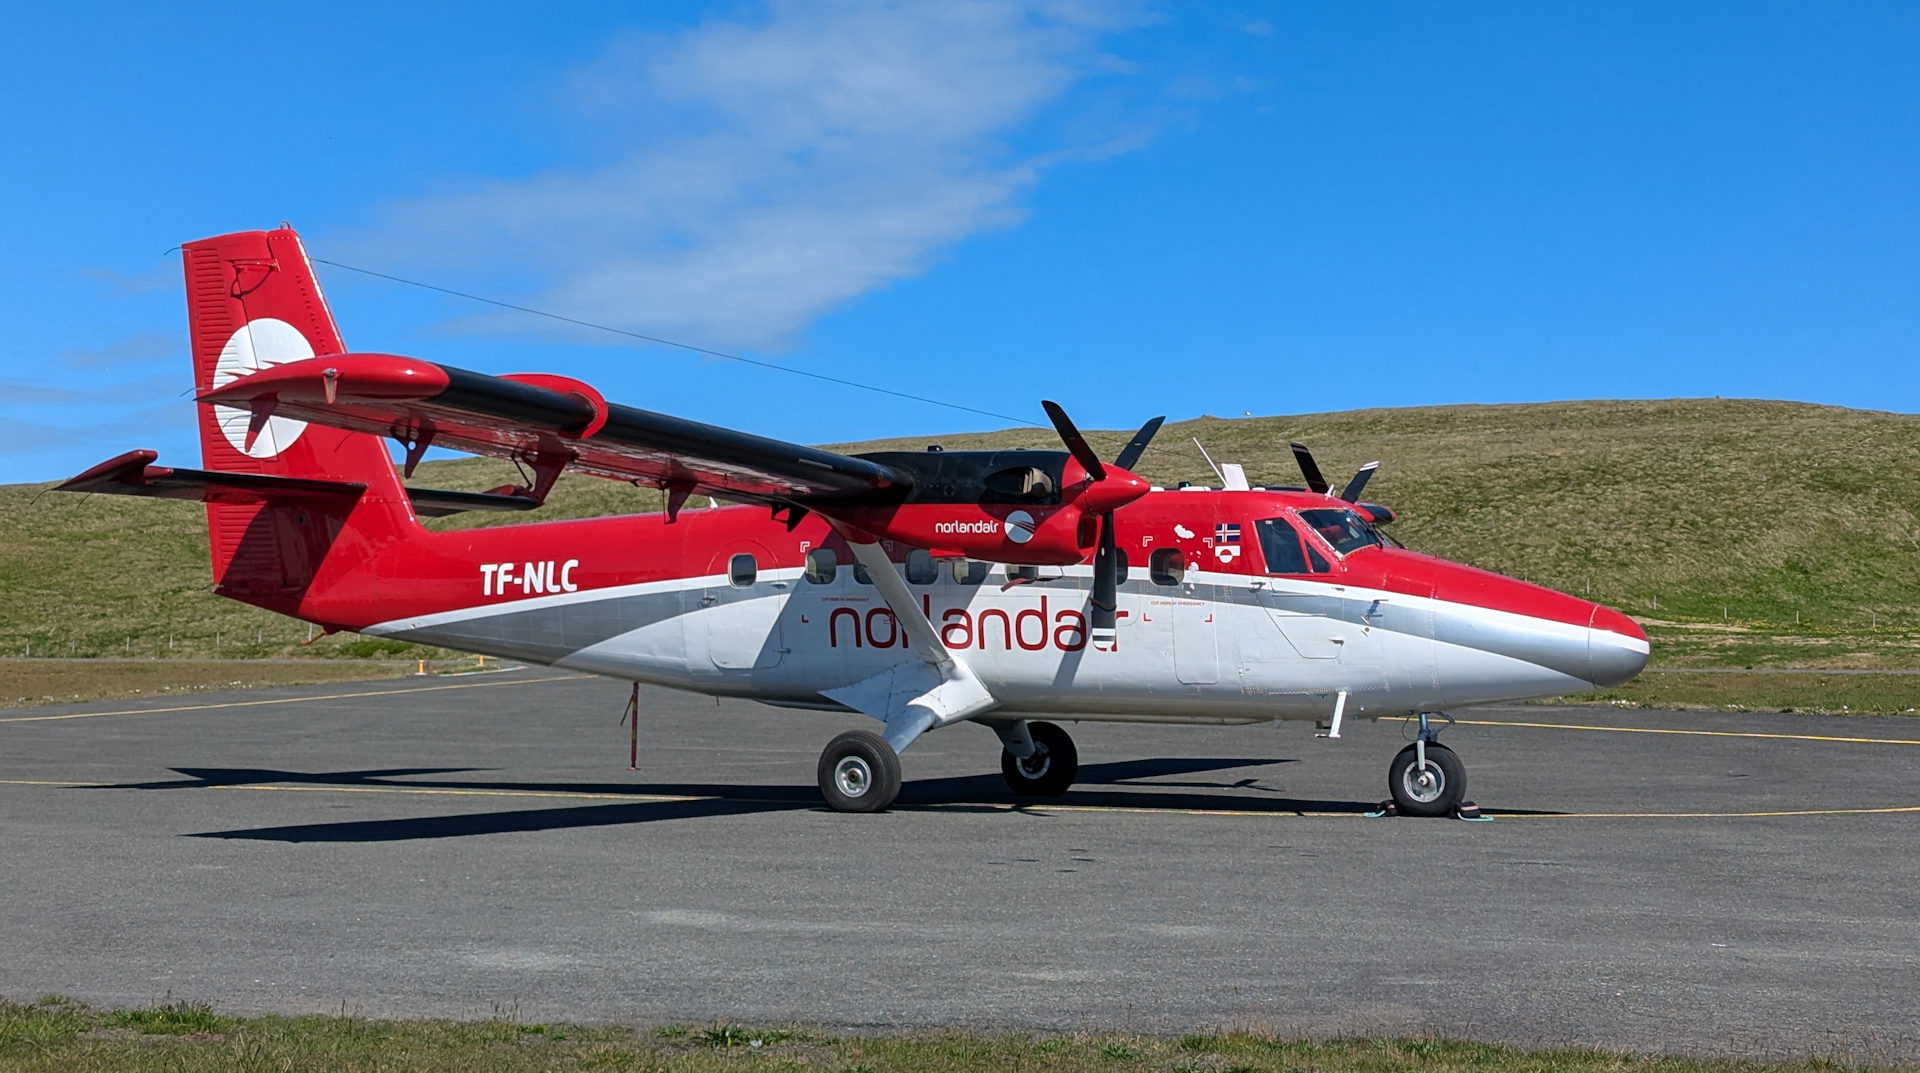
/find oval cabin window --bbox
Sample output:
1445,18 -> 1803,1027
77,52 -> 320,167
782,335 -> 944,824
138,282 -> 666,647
728,553 -> 757,588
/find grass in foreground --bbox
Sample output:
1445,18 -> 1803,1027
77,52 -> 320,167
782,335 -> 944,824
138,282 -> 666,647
0,658 -> 419,709
0,998 -> 1905,1073
1558,670 -> 1919,716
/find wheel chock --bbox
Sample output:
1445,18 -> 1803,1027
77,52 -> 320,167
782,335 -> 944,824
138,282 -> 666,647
1454,800 -> 1492,822
1363,800 -> 1398,818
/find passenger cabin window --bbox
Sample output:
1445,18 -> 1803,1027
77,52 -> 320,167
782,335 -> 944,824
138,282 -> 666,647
906,549 -> 938,585
728,553 -> 757,587
804,548 -> 837,584
953,559 -> 992,585
1296,508 -> 1382,556
1149,547 -> 1185,586
1115,547 -> 1130,585
853,562 -> 873,585
1006,564 -> 1040,582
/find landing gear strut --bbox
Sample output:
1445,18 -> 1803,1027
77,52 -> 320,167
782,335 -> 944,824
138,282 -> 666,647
817,729 -> 902,813
998,720 -> 1078,797
1387,713 -> 1466,818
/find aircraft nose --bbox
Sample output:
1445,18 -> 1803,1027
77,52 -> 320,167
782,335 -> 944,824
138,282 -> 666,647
1587,604 -> 1650,687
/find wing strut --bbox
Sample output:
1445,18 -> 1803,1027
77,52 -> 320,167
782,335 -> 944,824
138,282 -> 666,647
820,542 -> 998,753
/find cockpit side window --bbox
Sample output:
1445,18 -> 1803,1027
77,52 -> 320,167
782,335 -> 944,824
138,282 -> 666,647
1256,518 -> 1310,574
981,465 -> 1057,503
1257,516 -> 1336,575
1296,508 -> 1382,556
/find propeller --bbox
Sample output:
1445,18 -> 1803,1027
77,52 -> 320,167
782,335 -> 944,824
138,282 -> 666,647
1042,402 -> 1163,648
1288,441 -> 1330,495
1289,441 -> 1380,503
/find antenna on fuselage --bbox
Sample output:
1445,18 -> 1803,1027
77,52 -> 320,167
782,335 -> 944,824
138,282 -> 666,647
1191,437 -> 1226,485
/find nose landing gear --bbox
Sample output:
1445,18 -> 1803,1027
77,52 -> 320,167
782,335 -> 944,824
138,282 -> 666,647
1386,712 -> 1468,818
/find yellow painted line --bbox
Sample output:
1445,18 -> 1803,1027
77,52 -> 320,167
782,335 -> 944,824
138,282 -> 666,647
0,778 -> 98,788
217,783 -> 701,805
1494,805 -> 1920,820
0,674 -> 590,724
1455,717 -> 1920,746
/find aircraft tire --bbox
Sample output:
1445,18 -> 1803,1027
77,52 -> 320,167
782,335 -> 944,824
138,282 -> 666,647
1000,721 -> 1078,797
818,730 -> 902,813
1388,742 -> 1465,818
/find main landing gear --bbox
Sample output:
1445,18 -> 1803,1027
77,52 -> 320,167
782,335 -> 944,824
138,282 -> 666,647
813,720 -> 1083,812
1386,712 -> 1467,818
997,721 -> 1078,798
816,729 -> 903,813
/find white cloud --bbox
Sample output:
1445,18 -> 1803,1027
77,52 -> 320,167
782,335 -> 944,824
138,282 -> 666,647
362,0 -> 1144,350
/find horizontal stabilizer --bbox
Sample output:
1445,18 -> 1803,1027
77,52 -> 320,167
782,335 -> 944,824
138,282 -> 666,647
403,487 -> 541,517
57,450 -> 366,504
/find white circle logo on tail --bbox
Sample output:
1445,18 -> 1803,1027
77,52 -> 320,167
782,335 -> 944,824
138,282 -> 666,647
1005,510 -> 1036,545
212,318 -> 312,457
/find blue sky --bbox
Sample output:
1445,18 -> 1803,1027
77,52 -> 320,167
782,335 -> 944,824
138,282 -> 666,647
3,1 -> 1916,481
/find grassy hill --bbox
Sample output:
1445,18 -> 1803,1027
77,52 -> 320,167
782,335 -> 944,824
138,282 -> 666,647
4,398 -> 1918,670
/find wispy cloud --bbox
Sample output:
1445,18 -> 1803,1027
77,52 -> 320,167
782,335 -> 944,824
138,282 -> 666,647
359,0 -> 1147,350
56,332 -> 182,370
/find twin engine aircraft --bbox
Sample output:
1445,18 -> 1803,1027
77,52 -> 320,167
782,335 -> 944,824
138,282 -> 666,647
60,227 -> 1649,816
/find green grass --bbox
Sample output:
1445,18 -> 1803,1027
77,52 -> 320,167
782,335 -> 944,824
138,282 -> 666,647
0,998 -> 1906,1072
6,399 -> 1918,672
1559,670 -> 1919,715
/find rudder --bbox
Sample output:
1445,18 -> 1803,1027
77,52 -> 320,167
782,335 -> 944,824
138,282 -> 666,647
181,228 -> 414,607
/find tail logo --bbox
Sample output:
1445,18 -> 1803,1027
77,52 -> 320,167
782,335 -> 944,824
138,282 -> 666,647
211,317 -> 312,458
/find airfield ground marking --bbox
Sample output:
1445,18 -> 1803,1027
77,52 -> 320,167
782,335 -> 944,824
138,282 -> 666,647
2,777 -> 1915,820
1452,717 -> 1920,747
0,674 -> 592,724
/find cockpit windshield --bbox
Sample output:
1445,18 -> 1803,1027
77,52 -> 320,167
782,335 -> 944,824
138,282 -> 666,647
1296,508 -> 1383,555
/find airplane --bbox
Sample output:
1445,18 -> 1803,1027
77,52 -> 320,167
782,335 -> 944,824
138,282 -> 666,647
58,226 -> 1649,817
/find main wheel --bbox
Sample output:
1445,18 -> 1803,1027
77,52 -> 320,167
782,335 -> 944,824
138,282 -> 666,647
1388,742 -> 1466,818
1000,721 -> 1078,797
817,729 -> 902,813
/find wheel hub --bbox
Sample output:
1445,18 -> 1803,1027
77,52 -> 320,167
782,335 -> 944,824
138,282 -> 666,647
1017,746 -> 1051,779
1401,761 -> 1444,804
834,756 -> 873,798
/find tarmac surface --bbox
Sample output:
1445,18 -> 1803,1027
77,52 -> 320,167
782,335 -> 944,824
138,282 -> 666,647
2,667 -> 1917,1059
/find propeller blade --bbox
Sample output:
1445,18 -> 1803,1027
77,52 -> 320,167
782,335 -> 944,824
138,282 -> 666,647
1289,441 -> 1330,495
1112,416 -> 1165,470
1042,400 -> 1106,482
1089,511 -> 1118,644
1340,461 -> 1379,503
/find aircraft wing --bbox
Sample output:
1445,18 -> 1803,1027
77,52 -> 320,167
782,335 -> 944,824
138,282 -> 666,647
198,353 -> 912,507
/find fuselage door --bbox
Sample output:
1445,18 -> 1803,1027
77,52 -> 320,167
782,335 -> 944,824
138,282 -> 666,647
694,543 -> 787,671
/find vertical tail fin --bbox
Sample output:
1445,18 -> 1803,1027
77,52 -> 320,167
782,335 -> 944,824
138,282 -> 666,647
182,228 -> 415,610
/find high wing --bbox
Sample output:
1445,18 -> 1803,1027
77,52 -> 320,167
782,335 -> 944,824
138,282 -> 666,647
199,353 -> 911,509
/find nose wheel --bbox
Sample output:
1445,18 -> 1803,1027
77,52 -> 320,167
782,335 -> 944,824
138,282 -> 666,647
1386,713 -> 1466,817
817,729 -> 902,813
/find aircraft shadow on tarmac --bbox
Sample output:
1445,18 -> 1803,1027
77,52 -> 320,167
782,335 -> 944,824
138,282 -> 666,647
77,757 -> 1549,843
